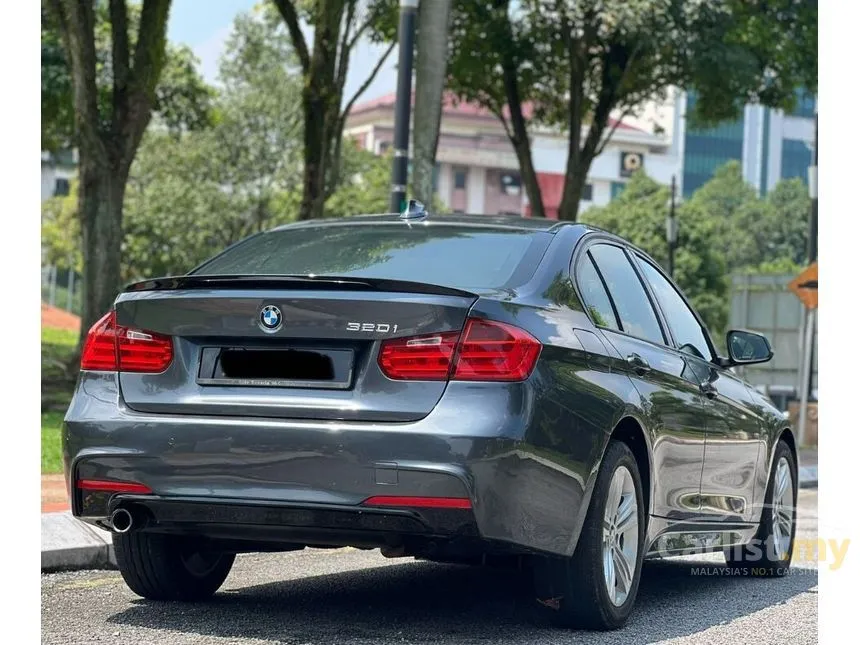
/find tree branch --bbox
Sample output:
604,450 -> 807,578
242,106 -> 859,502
109,0 -> 130,138
123,0 -> 171,165
340,41 -> 395,123
335,1 -> 357,102
272,0 -> 310,72
595,107 -> 633,157
347,14 -> 373,51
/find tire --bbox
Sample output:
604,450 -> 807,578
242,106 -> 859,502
113,531 -> 235,601
533,440 -> 645,630
724,439 -> 797,576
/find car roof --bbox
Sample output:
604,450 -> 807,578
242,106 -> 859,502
271,212 -> 589,233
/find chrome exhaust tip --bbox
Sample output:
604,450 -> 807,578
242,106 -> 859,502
110,508 -> 134,534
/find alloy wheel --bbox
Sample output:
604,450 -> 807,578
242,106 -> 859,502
771,456 -> 794,560
602,465 -> 639,607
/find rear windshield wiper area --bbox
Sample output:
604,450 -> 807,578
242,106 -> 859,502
124,274 -> 478,298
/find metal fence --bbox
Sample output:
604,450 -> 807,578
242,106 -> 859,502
729,273 -> 817,396
41,264 -> 81,315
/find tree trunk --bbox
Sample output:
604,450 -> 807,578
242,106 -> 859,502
77,157 -> 127,347
501,60 -> 544,218
411,0 -> 452,206
557,160 -> 588,221
298,93 -> 329,221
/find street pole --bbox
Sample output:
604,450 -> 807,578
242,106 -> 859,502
389,0 -> 419,213
798,108 -> 818,445
806,112 -> 818,400
808,112 -> 818,265
666,175 -> 678,277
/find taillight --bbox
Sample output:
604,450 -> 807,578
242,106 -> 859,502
378,331 -> 460,380
80,311 -> 173,373
452,318 -> 541,381
80,312 -> 118,370
378,318 -> 541,382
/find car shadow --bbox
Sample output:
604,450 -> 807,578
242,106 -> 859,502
107,557 -> 817,643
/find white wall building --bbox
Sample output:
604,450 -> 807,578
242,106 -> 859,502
344,92 -> 679,217
41,150 -> 77,202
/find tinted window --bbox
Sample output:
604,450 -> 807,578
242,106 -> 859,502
589,244 -> 663,344
195,224 -> 548,290
637,258 -> 712,360
577,254 -> 620,330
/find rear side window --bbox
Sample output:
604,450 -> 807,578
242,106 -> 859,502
588,244 -> 664,344
194,224 -> 549,290
577,254 -> 620,330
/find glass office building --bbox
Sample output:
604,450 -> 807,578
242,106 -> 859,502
679,90 -> 815,199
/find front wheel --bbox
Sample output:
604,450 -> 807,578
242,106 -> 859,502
533,440 -> 645,630
114,532 -> 235,601
725,439 -> 797,576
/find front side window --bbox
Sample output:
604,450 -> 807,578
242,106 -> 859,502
588,244 -> 664,344
637,258 -> 712,360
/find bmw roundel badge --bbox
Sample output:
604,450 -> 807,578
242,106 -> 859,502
260,305 -> 282,330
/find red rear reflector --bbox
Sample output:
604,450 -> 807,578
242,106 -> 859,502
80,311 -> 173,373
363,495 -> 472,509
378,318 -> 540,382
77,479 -> 153,494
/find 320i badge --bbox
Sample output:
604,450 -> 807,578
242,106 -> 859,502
63,206 -> 796,630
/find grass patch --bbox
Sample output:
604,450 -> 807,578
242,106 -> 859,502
42,325 -> 78,413
42,326 -> 77,472
42,411 -> 64,474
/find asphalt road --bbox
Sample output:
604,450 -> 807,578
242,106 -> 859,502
42,490 -> 819,644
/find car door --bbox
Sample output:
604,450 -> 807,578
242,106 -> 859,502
576,242 -> 707,521
633,255 -> 762,523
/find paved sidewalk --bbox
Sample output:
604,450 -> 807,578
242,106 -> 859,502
798,446 -> 818,488
42,474 -> 69,513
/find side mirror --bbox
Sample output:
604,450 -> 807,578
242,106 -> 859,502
725,329 -> 773,365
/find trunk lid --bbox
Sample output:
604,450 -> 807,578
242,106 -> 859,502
116,277 -> 477,422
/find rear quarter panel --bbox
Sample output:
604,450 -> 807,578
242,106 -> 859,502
467,268 -> 643,555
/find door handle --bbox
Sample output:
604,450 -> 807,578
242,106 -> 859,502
700,380 -> 718,398
626,353 -> 651,375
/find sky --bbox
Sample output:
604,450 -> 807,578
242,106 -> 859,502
167,0 -> 398,106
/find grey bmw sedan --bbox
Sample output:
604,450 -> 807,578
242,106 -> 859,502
63,210 -> 797,630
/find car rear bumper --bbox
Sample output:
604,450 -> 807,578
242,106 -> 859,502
64,372 -> 604,557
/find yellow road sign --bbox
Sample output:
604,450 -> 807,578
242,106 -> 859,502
788,262 -> 818,309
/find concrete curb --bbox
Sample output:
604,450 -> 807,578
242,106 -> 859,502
41,512 -> 116,572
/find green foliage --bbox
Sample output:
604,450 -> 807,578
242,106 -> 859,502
685,161 -> 810,269
325,145 -> 392,217
41,181 -> 82,272
119,9 -> 393,278
40,1 -> 213,152
41,4 -> 74,152
581,164 -> 812,338
446,0 -> 817,220
41,325 -> 78,415
42,412 -> 64,474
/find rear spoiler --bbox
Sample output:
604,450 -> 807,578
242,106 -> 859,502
123,274 -> 478,299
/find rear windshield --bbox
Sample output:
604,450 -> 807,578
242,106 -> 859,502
193,224 -> 549,290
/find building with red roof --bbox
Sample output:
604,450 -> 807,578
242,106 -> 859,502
345,91 -> 679,217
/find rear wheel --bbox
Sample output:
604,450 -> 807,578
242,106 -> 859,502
533,440 -> 645,630
725,439 -> 797,576
114,532 -> 235,601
